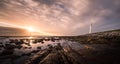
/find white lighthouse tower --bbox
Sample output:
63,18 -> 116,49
89,21 -> 92,34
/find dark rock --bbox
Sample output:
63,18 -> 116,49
0,49 -> 14,56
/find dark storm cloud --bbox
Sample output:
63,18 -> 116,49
0,0 -> 120,35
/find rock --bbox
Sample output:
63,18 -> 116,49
25,44 -> 85,64
0,49 -> 14,56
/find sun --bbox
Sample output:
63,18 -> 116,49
27,27 -> 35,32
24,27 -> 53,36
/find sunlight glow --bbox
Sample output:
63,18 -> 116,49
28,36 -> 34,39
26,27 -> 35,32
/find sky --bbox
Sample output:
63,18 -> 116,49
0,0 -> 120,36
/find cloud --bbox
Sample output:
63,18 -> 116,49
0,0 -> 120,35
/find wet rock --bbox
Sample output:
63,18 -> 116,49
14,56 -> 29,64
37,46 -> 41,50
22,53 -> 31,56
33,40 -> 37,44
25,44 -> 85,64
0,44 -> 3,47
26,50 -> 51,64
47,44 -> 53,49
0,49 -> 14,56
64,46 -> 86,64
0,59 -> 12,64
44,38 -> 50,41
41,41 -> 44,44
16,45 -> 22,49
23,47 -> 28,49
37,39 -> 43,42
0,42 -> 2,44
24,43 -> 31,46
4,44 -> 16,49
28,47 -> 32,49
39,52 -> 64,64
31,50 -> 39,53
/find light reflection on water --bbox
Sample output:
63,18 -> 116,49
0,37 -> 57,55
0,36 -> 82,56
13,39 -> 66,56
0,36 -> 87,64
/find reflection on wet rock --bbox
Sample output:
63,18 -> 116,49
0,36 -> 119,64
25,43 -> 85,64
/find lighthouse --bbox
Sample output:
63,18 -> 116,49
89,22 -> 92,34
